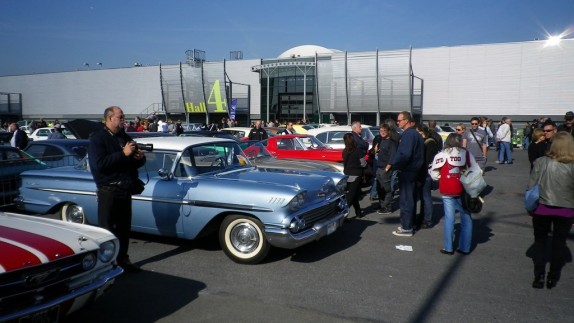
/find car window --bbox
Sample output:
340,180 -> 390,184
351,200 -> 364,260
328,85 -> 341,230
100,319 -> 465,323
361,128 -> 374,141
315,133 -> 327,143
276,138 -> 295,150
142,152 -> 177,176
326,131 -> 346,145
175,149 -> 196,177
5,150 -> 24,160
190,143 -> 249,174
25,145 -> 48,158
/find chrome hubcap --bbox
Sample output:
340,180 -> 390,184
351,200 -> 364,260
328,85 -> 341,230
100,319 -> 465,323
230,222 -> 259,253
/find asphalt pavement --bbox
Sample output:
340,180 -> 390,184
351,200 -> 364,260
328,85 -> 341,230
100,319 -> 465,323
64,149 -> 574,323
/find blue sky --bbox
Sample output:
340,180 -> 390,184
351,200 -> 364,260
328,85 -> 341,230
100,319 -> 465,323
1,0 -> 573,76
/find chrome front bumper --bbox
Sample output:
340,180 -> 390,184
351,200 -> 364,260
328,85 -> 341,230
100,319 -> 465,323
265,204 -> 349,249
0,266 -> 123,322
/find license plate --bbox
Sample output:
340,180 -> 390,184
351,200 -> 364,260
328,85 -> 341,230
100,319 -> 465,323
327,222 -> 337,235
19,305 -> 59,323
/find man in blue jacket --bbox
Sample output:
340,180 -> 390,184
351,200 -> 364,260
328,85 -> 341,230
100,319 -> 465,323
390,111 -> 424,237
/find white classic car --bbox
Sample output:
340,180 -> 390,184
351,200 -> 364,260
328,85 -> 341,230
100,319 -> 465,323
28,126 -> 76,141
0,212 -> 122,322
15,136 -> 349,264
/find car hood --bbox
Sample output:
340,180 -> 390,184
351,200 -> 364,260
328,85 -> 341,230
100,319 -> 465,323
252,157 -> 343,173
64,119 -> 104,140
0,212 -> 114,273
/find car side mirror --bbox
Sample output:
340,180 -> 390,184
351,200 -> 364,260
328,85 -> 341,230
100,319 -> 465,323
158,168 -> 172,180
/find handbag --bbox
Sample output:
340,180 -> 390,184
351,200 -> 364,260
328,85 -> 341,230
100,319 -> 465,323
460,152 -> 487,198
524,184 -> 540,212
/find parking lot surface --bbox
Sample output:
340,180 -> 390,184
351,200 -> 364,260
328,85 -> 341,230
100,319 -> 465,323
64,149 -> 574,322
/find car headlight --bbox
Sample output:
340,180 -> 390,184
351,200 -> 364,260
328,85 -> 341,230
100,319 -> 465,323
82,252 -> 97,270
98,240 -> 117,263
336,177 -> 348,193
288,192 -> 306,211
289,216 -> 306,233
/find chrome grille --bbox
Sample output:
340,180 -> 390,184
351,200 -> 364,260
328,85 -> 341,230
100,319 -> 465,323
0,252 -> 95,315
299,199 -> 339,231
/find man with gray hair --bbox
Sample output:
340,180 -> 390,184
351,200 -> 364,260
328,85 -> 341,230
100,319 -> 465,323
351,121 -> 369,156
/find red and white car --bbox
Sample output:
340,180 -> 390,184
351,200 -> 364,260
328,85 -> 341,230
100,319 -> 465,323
0,212 -> 122,322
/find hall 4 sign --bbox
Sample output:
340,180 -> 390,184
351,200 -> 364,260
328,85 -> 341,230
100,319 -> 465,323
185,80 -> 227,114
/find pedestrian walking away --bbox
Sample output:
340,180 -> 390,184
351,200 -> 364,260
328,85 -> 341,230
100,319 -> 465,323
342,133 -> 365,220
527,132 -> 574,289
430,133 -> 479,255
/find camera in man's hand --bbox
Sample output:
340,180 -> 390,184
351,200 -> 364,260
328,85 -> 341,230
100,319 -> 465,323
130,141 -> 153,151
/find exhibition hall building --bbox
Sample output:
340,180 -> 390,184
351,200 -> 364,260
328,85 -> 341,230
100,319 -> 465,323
1,39 -> 573,126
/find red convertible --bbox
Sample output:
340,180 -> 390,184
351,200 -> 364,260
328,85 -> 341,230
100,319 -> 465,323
261,134 -> 344,162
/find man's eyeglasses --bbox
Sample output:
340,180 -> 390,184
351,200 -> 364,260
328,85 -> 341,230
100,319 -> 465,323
543,129 -> 554,133
471,123 -> 478,125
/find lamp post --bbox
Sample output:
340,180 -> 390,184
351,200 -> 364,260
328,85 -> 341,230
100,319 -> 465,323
83,63 -> 90,70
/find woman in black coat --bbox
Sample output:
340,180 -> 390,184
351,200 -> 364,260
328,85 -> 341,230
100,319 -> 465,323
343,133 -> 365,219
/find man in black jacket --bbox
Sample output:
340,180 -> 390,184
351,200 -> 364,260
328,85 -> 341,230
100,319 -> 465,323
248,120 -> 268,141
8,123 -> 28,149
88,106 -> 146,272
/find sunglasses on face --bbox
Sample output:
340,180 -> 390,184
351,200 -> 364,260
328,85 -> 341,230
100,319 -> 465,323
471,123 -> 478,125
456,128 -> 463,131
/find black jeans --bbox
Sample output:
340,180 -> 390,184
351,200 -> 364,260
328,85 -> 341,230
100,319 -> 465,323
97,186 -> 133,261
376,168 -> 393,210
346,177 -> 363,217
532,215 -> 573,277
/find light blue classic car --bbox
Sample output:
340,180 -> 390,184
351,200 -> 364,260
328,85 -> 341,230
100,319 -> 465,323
15,136 -> 349,264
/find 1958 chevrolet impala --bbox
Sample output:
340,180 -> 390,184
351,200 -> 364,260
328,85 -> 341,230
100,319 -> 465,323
15,136 -> 349,264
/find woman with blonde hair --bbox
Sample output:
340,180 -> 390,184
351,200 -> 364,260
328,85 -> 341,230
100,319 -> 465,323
528,128 -> 546,170
528,132 -> 574,289
455,123 -> 466,134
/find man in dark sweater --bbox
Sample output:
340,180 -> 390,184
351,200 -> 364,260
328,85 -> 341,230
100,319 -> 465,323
88,106 -> 146,272
390,111 -> 424,237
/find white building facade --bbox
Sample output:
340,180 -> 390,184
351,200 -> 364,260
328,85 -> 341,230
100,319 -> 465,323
1,39 -> 573,126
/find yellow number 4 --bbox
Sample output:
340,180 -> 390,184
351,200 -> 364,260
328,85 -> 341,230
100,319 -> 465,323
208,80 -> 227,112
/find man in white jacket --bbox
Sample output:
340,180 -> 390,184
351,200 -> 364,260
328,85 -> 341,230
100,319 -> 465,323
496,117 -> 512,164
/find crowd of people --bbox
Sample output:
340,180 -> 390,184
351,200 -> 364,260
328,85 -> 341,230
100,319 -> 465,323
342,110 -> 574,290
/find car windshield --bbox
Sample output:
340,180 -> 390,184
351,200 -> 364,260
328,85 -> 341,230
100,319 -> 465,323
361,128 -> 375,141
173,142 -> 252,176
297,136 -> 328,149
240,141 -> 273,158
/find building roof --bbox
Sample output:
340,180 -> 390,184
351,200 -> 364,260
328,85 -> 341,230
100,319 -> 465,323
277,45 -> 342,58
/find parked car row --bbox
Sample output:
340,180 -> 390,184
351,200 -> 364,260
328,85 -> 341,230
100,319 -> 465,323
0,120 -> 357,321
14,136 -> 350,265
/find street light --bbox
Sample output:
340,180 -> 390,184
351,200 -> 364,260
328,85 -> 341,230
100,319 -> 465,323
83,63 -> 90,70
97,62 -> 102,68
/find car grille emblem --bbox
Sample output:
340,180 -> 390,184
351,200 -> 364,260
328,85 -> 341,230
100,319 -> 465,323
24,268 -> 59,286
